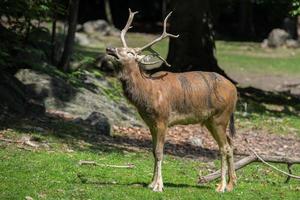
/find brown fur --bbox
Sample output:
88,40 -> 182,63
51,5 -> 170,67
107,56 -> 238,192
105,9 -> 238,192
118,60 -> 237,128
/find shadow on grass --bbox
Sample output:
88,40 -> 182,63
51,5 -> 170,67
0,112 -> 219,161
1,85 -> 299,161
238,86 -> 300,117
77,177 -> 210,190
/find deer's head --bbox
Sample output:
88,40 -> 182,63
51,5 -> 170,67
106,9 -> 179,71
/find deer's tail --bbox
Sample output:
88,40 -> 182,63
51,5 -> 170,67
229,113 -> 236,137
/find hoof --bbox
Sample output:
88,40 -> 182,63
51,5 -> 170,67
226,182 -> 235,192
148,182 -> 155,189
215,183 -> 226,193
149,181 -> 164,192
152,185 -> 163,192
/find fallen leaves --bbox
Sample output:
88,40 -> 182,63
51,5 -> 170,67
113,124 -> 300,160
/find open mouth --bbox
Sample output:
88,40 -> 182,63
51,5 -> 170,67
106,47 -> 118,58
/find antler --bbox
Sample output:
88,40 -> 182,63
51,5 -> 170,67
137,12 -> 179,67
121,8 -> 138,48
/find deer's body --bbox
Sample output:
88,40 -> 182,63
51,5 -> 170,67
120,60 -> 237,128
106,9 -> 238,193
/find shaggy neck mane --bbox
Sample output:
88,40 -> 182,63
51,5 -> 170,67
119,60 -> 153,109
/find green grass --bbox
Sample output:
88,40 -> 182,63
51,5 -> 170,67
1,132 -> 299,200
236,111 -> 300,135
216,41 -> 300,75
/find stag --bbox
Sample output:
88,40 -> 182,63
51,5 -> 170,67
106,9 -> 238,192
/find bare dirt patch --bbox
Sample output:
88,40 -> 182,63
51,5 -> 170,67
1,110 -> 299,163
113,124 -> 300,161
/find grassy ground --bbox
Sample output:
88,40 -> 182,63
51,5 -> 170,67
1,34 -> 300,199
0,123 -> 299,200
216,41 -> 300,75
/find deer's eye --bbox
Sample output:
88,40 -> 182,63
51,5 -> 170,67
127,52 -> 135,58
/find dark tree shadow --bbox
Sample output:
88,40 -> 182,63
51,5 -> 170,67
238,86 -> 300,117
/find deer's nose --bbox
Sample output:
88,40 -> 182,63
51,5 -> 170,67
106,47 -> 115,53
106,47 -> 118,58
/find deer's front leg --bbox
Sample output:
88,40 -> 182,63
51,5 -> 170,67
148,122 -> 166,192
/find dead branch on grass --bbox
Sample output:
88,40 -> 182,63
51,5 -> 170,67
79,160 -> 135,169
0,137 -> 39,148
199,149 -> 300,184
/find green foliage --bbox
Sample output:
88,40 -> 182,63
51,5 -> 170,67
0,0 -> 64,35
290,0 -> 300,16
0,0 -> 66,70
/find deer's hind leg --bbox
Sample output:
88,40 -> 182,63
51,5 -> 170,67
225,135 -> 237,191
205,117 -> 234,192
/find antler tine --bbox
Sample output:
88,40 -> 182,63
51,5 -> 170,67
139,11 -> 179,52
121,8 -> 138,48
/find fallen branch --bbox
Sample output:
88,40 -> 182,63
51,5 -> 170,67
199,154 -> 300,184
79,160 -> 135,169
0,138 -> 19,143
17,146 -> 33,151
0,137 -> 39,148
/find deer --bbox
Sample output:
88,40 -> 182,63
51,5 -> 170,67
106,9 -> 238,193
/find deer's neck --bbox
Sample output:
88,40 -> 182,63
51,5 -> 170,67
119,61 -> 152,109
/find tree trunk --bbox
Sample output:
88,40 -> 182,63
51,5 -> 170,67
58,0 -> 80,72
165,0 -> 235,83
104,0 -> 114,26
238,0 -> 255,38
51,15 -> 57,65
297,16 -> 300,39
162,0 -> 167,19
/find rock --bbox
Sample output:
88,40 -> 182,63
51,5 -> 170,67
82,22 -> 94,34
15,69 -> 143,127
16,69 -> 76,101
81,19 -> 120,36
26,99 -> 45,116
84,112 -> 111,136
267,28 -> 291,48
83,20 -> 109,34
0,70 -> 31,118
94,54 -> 115,73
261,39 -> 268,48
285,39 -> 299,48
71,117 -> 84,124
188,136 -> 203,147
105,26 -> 121,36
75,32 -> 90,46
76,24 -> 83,32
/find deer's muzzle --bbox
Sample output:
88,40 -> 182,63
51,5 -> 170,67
106,47 -> 118,58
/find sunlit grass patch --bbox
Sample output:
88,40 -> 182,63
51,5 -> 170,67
0,139 -> 299,200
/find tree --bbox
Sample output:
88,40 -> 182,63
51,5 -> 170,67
0,0 -> 62,117
238,0 -> 255,37
59,0 -> 80,72
165,0 -> 235,83
291,0 -> 300,39
104,0 -> 114,25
